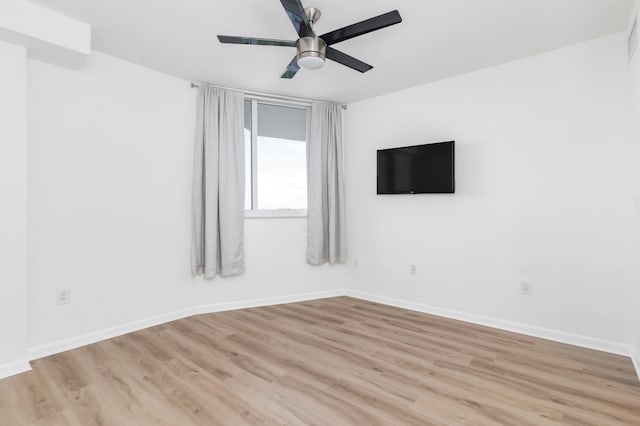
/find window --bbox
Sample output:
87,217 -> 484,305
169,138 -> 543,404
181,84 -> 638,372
244,98 -> 309,217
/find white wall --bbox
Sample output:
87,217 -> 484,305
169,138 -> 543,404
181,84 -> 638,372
0,40 -> 28,370
27,51 -> 344,352
627,1 -> 640,367
345,33 -> 635,349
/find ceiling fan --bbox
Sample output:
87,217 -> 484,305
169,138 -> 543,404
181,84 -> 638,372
217,0 -> 402,79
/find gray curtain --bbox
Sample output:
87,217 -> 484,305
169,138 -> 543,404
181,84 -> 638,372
307,102 -> 346,265
192,87 -> 245,278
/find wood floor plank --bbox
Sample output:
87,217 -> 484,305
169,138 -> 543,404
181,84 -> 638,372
2,297 -> 639,425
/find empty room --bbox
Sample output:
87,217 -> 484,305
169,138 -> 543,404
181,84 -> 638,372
2,0 -> 640,424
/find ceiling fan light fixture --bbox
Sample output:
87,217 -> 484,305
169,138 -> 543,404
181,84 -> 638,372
296,36 -> 326,70
297,52 -> 325,69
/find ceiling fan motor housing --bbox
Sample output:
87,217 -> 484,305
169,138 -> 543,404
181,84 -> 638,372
296,36 -> 326,69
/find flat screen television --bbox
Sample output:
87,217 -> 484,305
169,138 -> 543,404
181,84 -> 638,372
377,141 -> 455,194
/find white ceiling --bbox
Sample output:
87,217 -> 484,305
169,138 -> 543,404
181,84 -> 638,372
32,0 -> 633,103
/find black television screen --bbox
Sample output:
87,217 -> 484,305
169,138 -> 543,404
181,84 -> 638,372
377,141 -> 455,194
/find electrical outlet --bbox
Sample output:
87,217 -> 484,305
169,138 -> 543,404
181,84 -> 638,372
410,264 -> 417,275
57,289 -> 71,305
520,281 -> 532,295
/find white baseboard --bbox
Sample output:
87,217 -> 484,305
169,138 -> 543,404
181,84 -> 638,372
0,359 -> 31,380
346,290 -> 633,357
27,288 -> 347,362
632,347 -> 640,384
27,306 -> 197,361
192,288 -> 347,315
22,287 -> 636,379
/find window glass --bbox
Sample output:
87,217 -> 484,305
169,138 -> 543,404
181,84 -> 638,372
255,103 -> 307,210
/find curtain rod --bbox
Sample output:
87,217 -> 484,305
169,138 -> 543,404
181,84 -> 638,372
190,82 -> 347,110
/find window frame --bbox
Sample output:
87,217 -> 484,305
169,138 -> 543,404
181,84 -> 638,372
244,96 -> 311,219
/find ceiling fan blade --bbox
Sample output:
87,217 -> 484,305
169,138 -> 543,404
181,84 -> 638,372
217,35 -> 296,47
279,0 -> 310,36
280,56 -> 300,79
320,10 -> 402,45
325,47 -> 373,73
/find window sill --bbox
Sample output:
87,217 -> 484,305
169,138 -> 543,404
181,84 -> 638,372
245,209 -> 308,219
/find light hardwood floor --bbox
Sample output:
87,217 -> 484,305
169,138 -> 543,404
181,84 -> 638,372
1,297 -> 639,425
